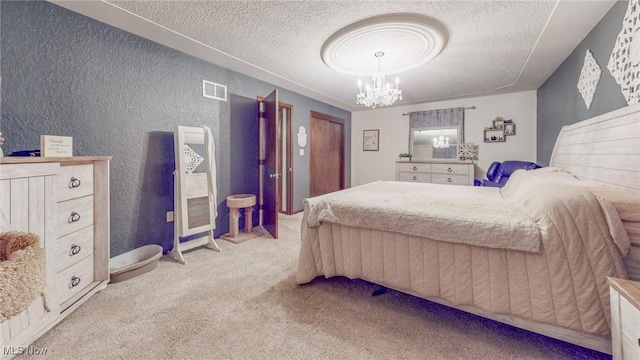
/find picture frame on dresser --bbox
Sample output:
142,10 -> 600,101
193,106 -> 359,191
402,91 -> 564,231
363,129 -> 379,151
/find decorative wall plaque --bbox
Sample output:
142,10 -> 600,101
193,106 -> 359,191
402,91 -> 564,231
577,50 -> 602,109
297,126 -> 307,148
183,144 -> 204,174
607,0 -> 640,105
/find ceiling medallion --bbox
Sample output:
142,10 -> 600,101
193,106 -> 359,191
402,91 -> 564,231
321,14 -> 449,77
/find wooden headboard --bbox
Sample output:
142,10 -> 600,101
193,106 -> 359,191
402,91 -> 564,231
550,103 -> 640,191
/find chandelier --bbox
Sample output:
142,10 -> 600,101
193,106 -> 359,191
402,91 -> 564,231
432,135 -> 450,148
356,52 -> 402,108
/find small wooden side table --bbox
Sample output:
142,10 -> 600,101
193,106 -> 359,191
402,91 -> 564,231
608,277 -> 640,359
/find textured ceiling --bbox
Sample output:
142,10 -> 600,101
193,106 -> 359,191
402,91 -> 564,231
52,1 -> 617,111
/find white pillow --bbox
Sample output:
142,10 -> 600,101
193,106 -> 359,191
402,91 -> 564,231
596,196 -> 631,257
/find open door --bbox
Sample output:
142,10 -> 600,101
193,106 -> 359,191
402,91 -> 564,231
260,89 -> 280,238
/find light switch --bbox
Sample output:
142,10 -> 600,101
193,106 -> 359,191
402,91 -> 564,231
299,149 -> 304,156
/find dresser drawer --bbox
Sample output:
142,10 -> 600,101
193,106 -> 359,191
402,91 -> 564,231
54,254 -> 94,304
57,195 -> 94,237
620,296 -> 640,360
57,164 -> 93,202
397,163 -> 432,173
398,172 -> 431,183
432,174 -> 469,185
431,164 -> 470,176
53,225 -> 94,272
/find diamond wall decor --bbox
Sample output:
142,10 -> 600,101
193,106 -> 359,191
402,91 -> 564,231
183,144 -> 204,174
607,0 -> 640,105
577,50 -> 602,109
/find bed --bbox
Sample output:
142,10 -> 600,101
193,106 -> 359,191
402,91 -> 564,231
296,103 -> 640,354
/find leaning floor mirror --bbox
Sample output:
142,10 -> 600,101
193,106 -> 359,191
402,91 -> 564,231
169,125 -> 221,264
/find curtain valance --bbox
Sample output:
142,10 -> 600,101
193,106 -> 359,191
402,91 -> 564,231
408,107 -> 465,128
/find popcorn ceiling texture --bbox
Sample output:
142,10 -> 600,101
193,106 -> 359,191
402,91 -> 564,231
1,1 -> 350,256
108,0 -> 555,104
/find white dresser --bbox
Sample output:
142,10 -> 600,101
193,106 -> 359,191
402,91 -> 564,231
396,161 -> 474,186
608,277 -> 640,359
0,157 -> 110,359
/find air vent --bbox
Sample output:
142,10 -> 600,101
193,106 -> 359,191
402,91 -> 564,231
202,80 -> 227,101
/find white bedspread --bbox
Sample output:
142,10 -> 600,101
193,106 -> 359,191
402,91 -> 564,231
305,181 -> 541,253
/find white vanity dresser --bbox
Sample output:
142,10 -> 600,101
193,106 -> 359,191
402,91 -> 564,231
0,156 -> 110,359
396,160 -> 474,186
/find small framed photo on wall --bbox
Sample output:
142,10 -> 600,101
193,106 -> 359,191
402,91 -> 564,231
492,118 -> 505,130
504,123 -> 516,136
363,129 -> 379,151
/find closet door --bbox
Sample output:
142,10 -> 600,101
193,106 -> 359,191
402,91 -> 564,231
309,111 -> 344,197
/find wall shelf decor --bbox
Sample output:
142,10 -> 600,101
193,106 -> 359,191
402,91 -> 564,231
504,122 -> 516,136
484,128 -> 505,143
484,117 -> 514,143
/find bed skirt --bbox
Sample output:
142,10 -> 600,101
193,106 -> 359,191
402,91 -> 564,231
297,209 -> 620,354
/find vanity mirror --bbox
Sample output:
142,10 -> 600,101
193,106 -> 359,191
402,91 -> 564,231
410,128 -> 460,160
407,107 -> 466,161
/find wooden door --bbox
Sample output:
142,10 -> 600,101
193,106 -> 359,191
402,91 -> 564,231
279,105 -> 294,215
310,111 -> 344,197
261,90 -> 280,238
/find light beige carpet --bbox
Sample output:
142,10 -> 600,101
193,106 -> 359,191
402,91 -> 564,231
24,213 -> 608,359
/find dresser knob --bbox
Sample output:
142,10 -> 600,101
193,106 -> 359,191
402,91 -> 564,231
69,177 -> 81,188
69,244 -> 82,256
447,167 -> 452,172
447,178 -> 452,183
412,166 -> 417,171
412,176 -> 417,181
69,276 -> 81,288
68,212 -> 81,223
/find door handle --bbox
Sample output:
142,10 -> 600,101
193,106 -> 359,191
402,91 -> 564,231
269,173 -> 282,179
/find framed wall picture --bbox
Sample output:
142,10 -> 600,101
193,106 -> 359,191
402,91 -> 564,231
484,128 -> 505,143
363,129 -> 379,151
504,123 -> 516,136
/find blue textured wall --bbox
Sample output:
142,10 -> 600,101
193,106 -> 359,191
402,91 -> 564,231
537,1 -> 628,166
1,1 -> 351,256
